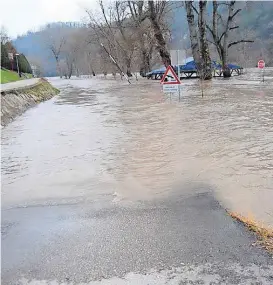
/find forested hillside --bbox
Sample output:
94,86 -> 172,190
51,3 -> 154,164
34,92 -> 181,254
13,22 -> 83,76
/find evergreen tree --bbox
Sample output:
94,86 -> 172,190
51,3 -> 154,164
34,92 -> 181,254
18,54 -> 32,73
1,43 -> 10,69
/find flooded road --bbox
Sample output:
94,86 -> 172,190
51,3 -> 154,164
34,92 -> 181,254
2,69 -> 273,226
2,69 -> 273,284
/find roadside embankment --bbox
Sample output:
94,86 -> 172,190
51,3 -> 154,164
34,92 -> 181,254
1,78 -> 59,126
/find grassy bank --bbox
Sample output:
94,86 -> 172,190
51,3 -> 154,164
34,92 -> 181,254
229,211 -> 273,253
1,69 -> 20,84
1,69 -> 33,84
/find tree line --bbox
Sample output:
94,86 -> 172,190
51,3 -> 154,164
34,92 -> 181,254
38,1 -> 272,79
39,1 -> 171,79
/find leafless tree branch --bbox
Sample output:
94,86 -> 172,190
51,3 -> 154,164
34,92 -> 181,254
228,39 -> 254,48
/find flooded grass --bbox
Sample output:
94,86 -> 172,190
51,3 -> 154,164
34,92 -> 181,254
229,211 -> 273,253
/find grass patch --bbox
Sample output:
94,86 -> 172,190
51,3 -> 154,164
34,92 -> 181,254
0,69 -> 33,84
22,73 -> 33,79
1,69 -> 21,84
229,211 -> 273,253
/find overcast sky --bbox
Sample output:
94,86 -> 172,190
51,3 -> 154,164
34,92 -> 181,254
1,0 -> 95,38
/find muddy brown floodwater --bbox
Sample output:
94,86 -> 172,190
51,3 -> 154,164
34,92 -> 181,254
2,68 -> 273,227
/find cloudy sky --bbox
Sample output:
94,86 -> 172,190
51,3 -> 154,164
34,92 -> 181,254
1,0 -> 95,38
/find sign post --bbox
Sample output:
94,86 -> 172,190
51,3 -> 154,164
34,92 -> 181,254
161,65 -> 181,100
177,51 -> 181,101
170,50 -> 186,101
258,59 -> 265,82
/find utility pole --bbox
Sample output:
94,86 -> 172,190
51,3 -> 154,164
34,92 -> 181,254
15,53 -> 20,76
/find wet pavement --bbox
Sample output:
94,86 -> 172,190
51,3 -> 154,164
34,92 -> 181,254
1,78 -> 40,92
2,69 -> 273,284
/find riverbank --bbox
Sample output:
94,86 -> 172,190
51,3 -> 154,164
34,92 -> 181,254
1,78 -> 59,126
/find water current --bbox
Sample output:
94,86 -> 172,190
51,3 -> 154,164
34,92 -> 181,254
2,69 -> 273,226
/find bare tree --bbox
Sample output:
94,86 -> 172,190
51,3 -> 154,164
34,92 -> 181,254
85,0 -> 172,74
207,1 -> 254,77
267,40 -> 273,66
85,47 -> 97,76
59,59 -> 68,79
40,23 -> 98,78
198,1 -> 212,80
185,1 -> 212,80
185,1 -> 201,72
147,0 -> 171,67
86,0 -> 139,77
70,28 -> 94,77
1,26 -> 9,44
62,28 -> 91,78
40,25 -> 67,77
128,1 -> 155,76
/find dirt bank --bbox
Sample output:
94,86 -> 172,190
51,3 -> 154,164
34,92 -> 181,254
1,79 -> 59,126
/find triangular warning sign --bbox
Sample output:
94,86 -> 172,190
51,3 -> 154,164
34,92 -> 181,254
160,65 -> 181,85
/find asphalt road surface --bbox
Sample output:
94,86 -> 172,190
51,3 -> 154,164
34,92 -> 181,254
1,78 -> 40,92
2,189 -> 273,284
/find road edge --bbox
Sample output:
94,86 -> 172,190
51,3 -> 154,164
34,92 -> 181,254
1,79 -> 60,126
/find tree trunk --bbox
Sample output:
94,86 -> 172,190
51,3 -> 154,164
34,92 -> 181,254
89,63 -> 96,76
198,1 -> 212,80
223,66 -> 231,78
55,58 -> 62,78
140,51 -> 146,77
221,1 -> 235,78
148,1 -> 171,67
145,53 -> 151,74
140,66 -> 145,77
220,49 -> 231,78
67,62 -> 73,79
185,1 -> 201,73
126,58 -> 132,77
139,35 -> 148,77
140,50 -> 151,77
128,1 -> 151,76
222,40 -> 230,78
